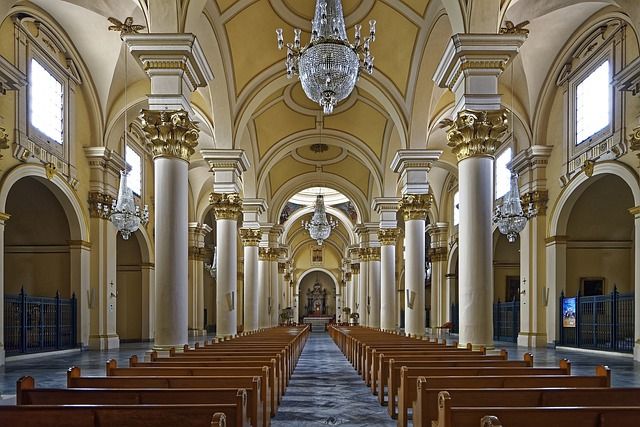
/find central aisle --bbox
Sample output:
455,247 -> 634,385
272,332 -> 395,426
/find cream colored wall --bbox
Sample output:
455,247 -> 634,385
116,233 -> 143,341
566,247 -> 632,296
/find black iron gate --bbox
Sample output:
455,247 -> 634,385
493,300 -> 520,343
4,288 -> 77,355
559,289 -> 634,353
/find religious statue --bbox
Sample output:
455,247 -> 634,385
305,281 -> 327,316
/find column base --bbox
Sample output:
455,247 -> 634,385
188,329 -> 207,337
88,334 -> 120,350
517,332 -> 548,348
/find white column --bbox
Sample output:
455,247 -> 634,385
141,263 -> 155,340
545,236 -> 567,346
270,256 -> 280,326
379,230 -> 398,331
403,207 -> 428,337
69,241 -> 91,348
258,249 -> 271,328
630,207 -> 640,361
359,251 -> 369,327
368,248 -> 381,329
240,229 -> 261,332
154,157 -> 189,347
210,194 -> 242,338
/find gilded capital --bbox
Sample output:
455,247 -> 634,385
378,228 -> 400,246
210,193 -> 242,221
429,246 -> 447,263
442,109 -> 509,162
350,263 -> 360,274
278,263 -> 286,274
0,126 -> 9,157
367,247 -> 381,261
521,190 -> 548,216
0,212 -> 11,224
400,193 -> 432,221
239,228 -> 261,246
629,206 -> 640,218
630,126 -> 640,152
88,191 -> 114,219
139,109 -> 199,162
259,247 -> 280,261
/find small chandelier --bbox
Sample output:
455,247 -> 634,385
276,0 -> 376,114
302,195 -> 338,245
205,246 -> 217,279
493,173 -> 535,243
99,170 -> 149,240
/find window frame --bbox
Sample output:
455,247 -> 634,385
125,143 -> 144,198
27,55 -> 66,153
494,144 -> 513,201
568,48 -> 614,158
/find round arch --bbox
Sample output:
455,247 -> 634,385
282,206 -> 358,245
296,267 -> 340,292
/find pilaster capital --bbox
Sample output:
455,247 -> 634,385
278,262 -> 286,274
629,127 -> 640,153
367,247 -> 381,261
124,33 -> 214,92
188,246 -> 208,261
258,247 -> 280,261
239,228 -> 261,246
350,263 -> 360,274
391,150 -> 442,195
0,54 -> 27,95
139,109 -> 199,161
442,109 -> 509,162
83,147 -> 127,196
629,206 -> 640,218
242,198 -> 268,228
0,126 -> 8,156
428,246 -> 447,262
201,149 -> 250,194
372,197 -> 401,228
88,191 -> 114,219
399,193 -> 432,221
511,145 -> 553,192
378,228 -> 400,246
545,235 -> 568,245
0,211 -> 11,224
613,55 -> 640,95
521,190 -> 549,216
426,222 -> 449,249
188,222 -> 212,247
210,193 -> 243,221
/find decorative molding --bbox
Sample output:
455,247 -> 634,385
0,212 -> 11,224
350,263 -> 360,274
378,228 -> 400,246
239,228 -> 261,246
629,126 -> 640,153
441,109 -> 509,162
629,206 -> 640,218
139,109 -> 199,161
428,246 -> 447,262
560,135 -> 627,186
545,235 -> 569,245
367,247 -> 381,261
209,193 -> 242,221
499,20 -> 530,35
258,247 -> 280,261
399,193 -> 432,221
88,191 -> 114,219
521,190 -> 549,216
0,55 -> 27,94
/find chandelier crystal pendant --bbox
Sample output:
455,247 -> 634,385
205,246 -> 217,279
276,0 -> 376,114
302,195 -> 338,245
100,170 -> 149,240
493,173 -> 535,243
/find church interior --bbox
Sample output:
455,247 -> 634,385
1,0 -> 640,425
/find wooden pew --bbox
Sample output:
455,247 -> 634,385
16,376 -> 249,427
414,385 -> 640,427
67,367 -> 269,427
394,361 -> 572,425
437,391 -> 640,427
105,360 -> 277,417
0,405 -> 230,427
375,351 -> 516,402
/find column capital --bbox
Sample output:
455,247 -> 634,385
367,247 -> 381,261
427,222 -> 449,250
433,33 -> 526,113
259,247 -> 280,261
88,191 -> 114,219
0,126 -> 8,157
201,149 -> 250,194
521,190 -> 549,217
240,228 -> 261,246
391,150 -> 442,195
124,33 -> 214,111
629,206 -> 640,218
188,222 -> 212,248
442,109 -> 509,162
0,211 -> 10,224
350,263 -> 360,274
613,55 -> 640,95
399,193 -> 432,221
629,127 -> 640,153
372,197 -> 401,228
139,109 -> 199,162
378,228 -> 400,246
0,54 -> 27,95
242,199 -> 268,228
210,193 -> 243,220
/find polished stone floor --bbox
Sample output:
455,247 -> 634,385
272,332 -> 395,426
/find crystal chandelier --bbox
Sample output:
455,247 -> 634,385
98,170 -> 149,240
276,0 -> 376,114
103,17 -> 148,240
493,173 -> 535,243
302,195 -> 338,245
205,246 -> 217,279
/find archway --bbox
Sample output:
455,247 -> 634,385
296,269 -> 339,323
116,232 -> 144,342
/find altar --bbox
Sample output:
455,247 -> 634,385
303,316 -> 333,332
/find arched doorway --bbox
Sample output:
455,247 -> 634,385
116,233 -> 143,342
493,230 -> 520,342
3,176 -> 77,355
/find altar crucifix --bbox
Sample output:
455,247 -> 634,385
306,280 -> 327,316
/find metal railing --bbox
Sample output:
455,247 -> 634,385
4,288 -> 77,355
559,288 -> 634,353
493,300 -> 520,343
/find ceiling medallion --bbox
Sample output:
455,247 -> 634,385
310,143 -> 329,153
276,0 -> 376,114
